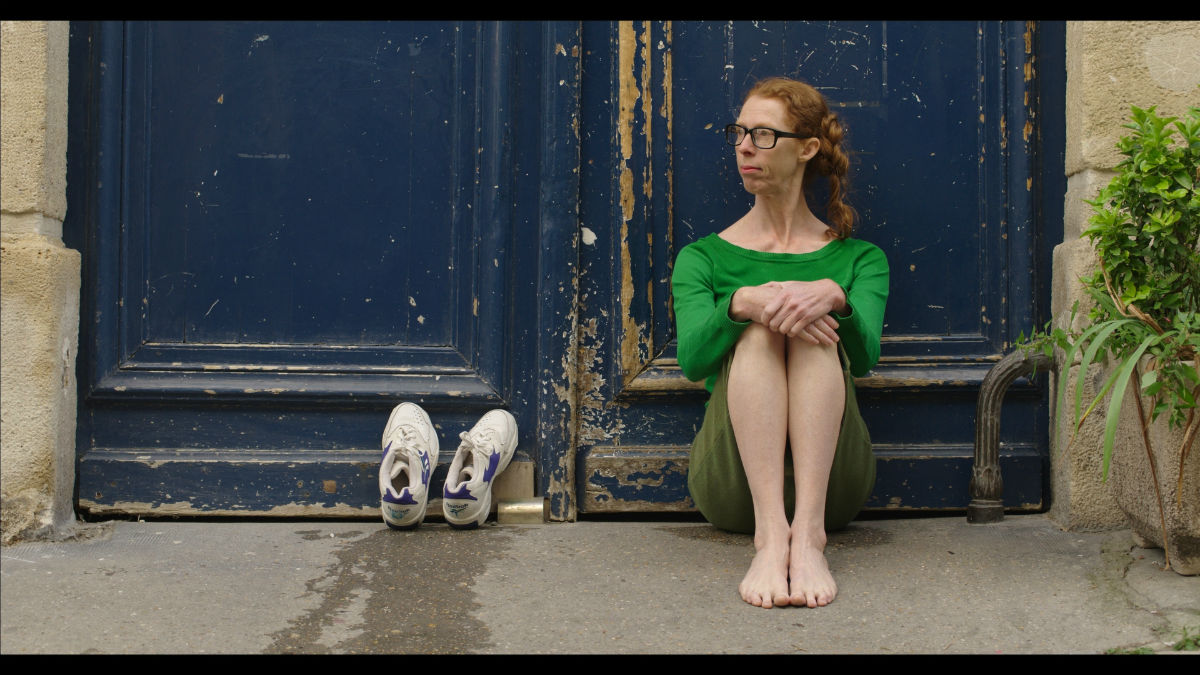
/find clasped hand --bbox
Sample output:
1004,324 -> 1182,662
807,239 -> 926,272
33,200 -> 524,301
735,280 -> 845,346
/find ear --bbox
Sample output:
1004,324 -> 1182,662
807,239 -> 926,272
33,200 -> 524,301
798,137 -> 820,162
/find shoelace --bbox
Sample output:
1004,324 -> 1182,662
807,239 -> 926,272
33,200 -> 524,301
399,425 -> 429,450
460,429 -> 500,456
454,429 -> 500,482
389,426 -> 427,480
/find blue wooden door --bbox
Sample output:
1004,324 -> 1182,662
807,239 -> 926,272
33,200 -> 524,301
572,21 -> 1062,516
67,21 -> 1061,519
67,21 -> 579,516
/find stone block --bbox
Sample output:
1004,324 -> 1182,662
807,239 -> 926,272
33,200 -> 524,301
0,21 -> 69,228
1065,21 -> 1200,175
1046,237 -> 1125,530
1,233 -> 80,544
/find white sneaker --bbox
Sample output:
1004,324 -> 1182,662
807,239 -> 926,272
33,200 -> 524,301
442,409 -> 518,529
379,402 -> 439,529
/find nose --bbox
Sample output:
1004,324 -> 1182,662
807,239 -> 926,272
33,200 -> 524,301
737,132 -> 756,151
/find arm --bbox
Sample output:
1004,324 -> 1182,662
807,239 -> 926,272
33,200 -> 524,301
831,244 -> 890,377
670,245 -> 751,383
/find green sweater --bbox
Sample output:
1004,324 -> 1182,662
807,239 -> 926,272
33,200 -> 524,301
671,233 -> 890,391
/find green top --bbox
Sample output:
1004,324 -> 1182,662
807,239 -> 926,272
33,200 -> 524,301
671,233 -> 890,391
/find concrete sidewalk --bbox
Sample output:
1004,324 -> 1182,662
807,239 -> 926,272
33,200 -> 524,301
2,513 -> 1197,654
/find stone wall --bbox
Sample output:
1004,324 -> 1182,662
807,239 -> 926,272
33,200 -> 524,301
1048,21 -> 1200,530
1,21 -> 80,544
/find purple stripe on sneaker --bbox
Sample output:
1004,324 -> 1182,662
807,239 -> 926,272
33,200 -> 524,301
481,451 -> 502,482
382,441 -> 392,461
383,488 -> 417,505
443,483 -> 477,500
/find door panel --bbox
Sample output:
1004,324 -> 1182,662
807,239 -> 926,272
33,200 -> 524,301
140,24 -> 458,347
116,22 -> 487,390
575,21 -> 1050,512
67,21 -> 579,515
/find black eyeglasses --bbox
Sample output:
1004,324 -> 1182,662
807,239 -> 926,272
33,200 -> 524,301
724,123 -> 807,149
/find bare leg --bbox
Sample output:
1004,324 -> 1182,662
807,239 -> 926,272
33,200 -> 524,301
784,338 -> 844,607
726,323 -> 791,608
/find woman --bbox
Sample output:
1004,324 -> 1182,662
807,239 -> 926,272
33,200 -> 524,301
671,77 -> 889,609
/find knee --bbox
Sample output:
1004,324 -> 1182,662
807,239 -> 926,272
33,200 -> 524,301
786,336 -> 839,366
737,322 -> 785,354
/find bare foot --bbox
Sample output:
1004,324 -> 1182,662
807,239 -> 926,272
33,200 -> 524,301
788,528 -> 836,608
740,530 -> 791,609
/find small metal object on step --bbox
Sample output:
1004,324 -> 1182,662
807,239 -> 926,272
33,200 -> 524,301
497,498 -> 547,524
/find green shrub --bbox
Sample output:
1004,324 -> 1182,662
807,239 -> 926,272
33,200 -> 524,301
1020,104 -> 1199,571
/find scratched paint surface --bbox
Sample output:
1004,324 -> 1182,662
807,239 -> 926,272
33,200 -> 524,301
669,21 -> 998,341
574,21 -> 1058,512
67,21 -> 1061,515
142,23 -> 463,346
67,21 -> 571,515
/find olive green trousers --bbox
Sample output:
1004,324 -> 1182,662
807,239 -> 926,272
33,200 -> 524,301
686,343 -> 876,534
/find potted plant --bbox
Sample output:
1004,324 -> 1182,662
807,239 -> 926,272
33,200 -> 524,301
1024,104 -> 1199,574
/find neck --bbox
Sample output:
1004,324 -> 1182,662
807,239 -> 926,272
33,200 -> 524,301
748,192 -> 825,245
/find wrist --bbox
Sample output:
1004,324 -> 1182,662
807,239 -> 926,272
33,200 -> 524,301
825,279 -> 848,315
729,287 -> 751,322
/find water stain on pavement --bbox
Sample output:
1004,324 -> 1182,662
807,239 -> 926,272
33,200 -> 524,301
268,525 -> 520,654
295,529 -> 364,542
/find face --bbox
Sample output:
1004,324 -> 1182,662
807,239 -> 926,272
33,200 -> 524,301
733,96 -> 819,196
